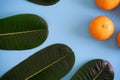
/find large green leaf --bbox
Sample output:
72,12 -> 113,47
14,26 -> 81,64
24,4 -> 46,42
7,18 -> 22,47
0,14 -> 48,50
71,59 -> 114,80
1,44 -> 75,80
27,0 -> 60,6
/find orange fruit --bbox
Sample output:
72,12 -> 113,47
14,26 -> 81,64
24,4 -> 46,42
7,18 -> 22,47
90,16 -> 114,40
96,0 -> 120,10
116,32 -> 120,47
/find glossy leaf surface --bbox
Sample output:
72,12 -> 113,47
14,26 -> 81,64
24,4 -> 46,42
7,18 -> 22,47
27,0 -> 60,6
0,14 -> 48,50
71,59 -> 114,80
1,44 -> 75,80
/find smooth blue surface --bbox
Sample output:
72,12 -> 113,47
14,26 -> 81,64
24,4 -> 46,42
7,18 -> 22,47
0,0 -> 120,80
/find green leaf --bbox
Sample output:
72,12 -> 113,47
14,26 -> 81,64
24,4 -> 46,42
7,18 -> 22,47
27,0 -> 60,6
1,44 -> 75,80
0,14 -> 48,50
71,59 -> 114,80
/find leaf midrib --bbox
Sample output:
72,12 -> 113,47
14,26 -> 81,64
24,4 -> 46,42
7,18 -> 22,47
0,29 -> 43,36
25,53 -> 69,80
93,64 -> 107,80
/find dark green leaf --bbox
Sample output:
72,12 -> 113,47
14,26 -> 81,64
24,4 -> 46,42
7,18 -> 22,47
1,44 -> 75,80
0,14 -> 48,50
27,0 -> 60,6
71,59 -> 114,80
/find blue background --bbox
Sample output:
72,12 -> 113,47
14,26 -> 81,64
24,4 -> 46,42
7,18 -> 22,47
0,0 -> 120,80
